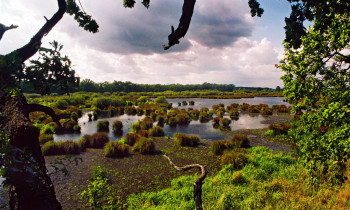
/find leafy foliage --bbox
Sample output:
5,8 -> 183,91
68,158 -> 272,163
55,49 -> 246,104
277,1 -> 350,184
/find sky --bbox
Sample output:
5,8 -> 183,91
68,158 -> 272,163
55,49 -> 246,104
0,0 -> 293,88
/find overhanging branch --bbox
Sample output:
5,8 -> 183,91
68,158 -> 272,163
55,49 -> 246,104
8,0 -> 66,62
25,104 -> 62,127
0,24 -> 18,41
163,0 -> 196,50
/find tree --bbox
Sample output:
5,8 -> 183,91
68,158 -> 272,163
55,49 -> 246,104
253,0 -> 350,184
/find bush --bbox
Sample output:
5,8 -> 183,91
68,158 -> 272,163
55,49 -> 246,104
137,130 -> 149,138
176,113 -> 190,125
73,124 -> 81,132
125,132 -> 139,146
104,141 -> 129,158
132,137 -> 155,154
174,133 -> 200,147
97,120 -> 109,132
156,115 -> 165,126
40,124 -> 55,135
189,101 -> 195,105
39,134 -> 53,145
220,118 -> 231,127
199,112 -> 211,122
231,134 -> 250,148
149,126 -> 165,137
220,150 -> 249,169
154,96 -> 167,103
210,140 -> 232,155
167,117 -> 177,127
268,123 -> 291,135
212,117 -> 221,125
53,99 -> 69,110
261,107 -> 273,115
265,129 -> 275,136
79,134 -> 92,149
140,117 -> 153,130
90,132 -> 109,148
42,140 -> 81,156
112,120 -> 123,133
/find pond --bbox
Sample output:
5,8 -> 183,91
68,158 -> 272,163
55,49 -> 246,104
54,97 -> 288,141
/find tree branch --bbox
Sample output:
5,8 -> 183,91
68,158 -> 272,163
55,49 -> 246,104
163,0 -> 196,50
7,0 -> 66,62
163,154 -> 206,210
25,104 -> 62,127
0,24 -> 18,41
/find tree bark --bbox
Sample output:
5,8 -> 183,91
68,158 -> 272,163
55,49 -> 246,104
0,91 -> 62,210
163,154 -> 206,210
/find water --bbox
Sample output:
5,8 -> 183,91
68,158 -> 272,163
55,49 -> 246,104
168,97 -> 288,109
54,97 -> 288,141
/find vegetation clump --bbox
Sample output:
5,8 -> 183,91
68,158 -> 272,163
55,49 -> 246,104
174,133 -> 200,147
42,140 -> 81,156
125,132 -> 139,146
132,137 -> 155,154
112,120 -> 123,133
90,132 -> 110,148
148,126 -> 165,137
39,134 -> 54,145
210,140 -> 232,155
220,150 -> 250,169
104,141 -> 129,158
268,123 -> 291,135
231,134 -> 250,148
96,120 -> 109,132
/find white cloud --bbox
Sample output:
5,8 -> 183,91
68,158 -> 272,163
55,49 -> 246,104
0,0 -> 285,88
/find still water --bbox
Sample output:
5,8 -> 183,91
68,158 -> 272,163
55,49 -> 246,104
54,97 -> 288,141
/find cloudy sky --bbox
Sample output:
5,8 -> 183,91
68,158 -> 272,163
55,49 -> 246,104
0,0 -> 293,88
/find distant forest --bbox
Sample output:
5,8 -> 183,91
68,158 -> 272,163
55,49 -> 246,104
21,79 -> 274,94
76,79 -> 272,93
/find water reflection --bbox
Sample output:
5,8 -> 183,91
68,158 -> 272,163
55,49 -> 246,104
54,111 -> 272,141
168,97 -> 288,109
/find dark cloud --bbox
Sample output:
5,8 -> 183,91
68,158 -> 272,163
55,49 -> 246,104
59,0 -> 254,55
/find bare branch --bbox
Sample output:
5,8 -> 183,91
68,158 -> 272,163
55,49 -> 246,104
163,0 -> 196,50
163,154 -> 206,210
7,0 -> 66,62
0,23 -> 18,41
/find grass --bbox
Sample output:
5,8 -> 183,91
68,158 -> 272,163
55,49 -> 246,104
126,146 -> 350,209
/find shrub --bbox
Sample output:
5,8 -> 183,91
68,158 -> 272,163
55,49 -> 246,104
140,117 -> 153,130
53,99 -> 69,110
149,126 -> 165,137
104,141 -> 129,158
240,103 -> 250,111
248,105 -> 260,113
210,140 -> 232,155
137,130 -> 149,138
156,115 -> 165,126
125,107 -> 137,115
265,129 -> 275,136
40,124 -> 55,135
199,112 -> 211,122
42,140 -> 81,156
39,134 -> 53,145
131,121 -> 141,132
182,101 -> 188,106
220,118 -> 231,127
220,151 -> 249,169
64,120 -> 79,133
176,113 -> 190,125
189,101 -> 195,105
267,123 -> 291,135
231,134 -> 250,148
167,117 -> 177,127
125,132 -> 139,146
154,96 -> 167,103
90,132 -> 109,148
132,137 -> 155,155
212,117 -> 221,125
96,120 -> 109,132
73,124 -> 81,132
261,107 -> 273,115
112,120 -> 123,133
79,134 -> 92,149
174,133 -> 200,147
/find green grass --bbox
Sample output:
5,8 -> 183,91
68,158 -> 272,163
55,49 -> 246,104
126,146 -> 350,209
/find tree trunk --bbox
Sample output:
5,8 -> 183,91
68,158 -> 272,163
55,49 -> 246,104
0,91 -> 61,210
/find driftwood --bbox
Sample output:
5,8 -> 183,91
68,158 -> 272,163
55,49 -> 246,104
163,154 -> 206,210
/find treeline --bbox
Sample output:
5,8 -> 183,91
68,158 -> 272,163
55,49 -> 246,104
78,79 -> 268,93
